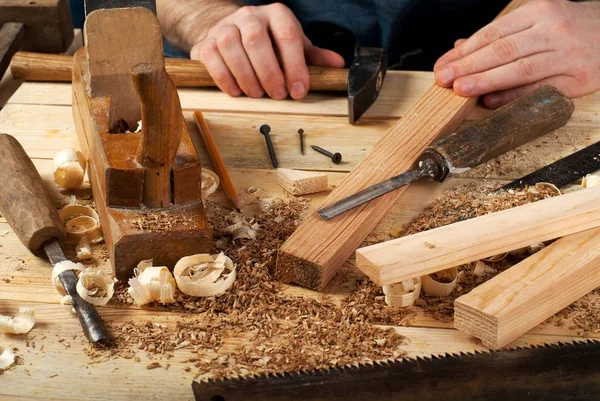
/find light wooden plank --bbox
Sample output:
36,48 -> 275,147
455,226 -> 600,349
356,186 -> 600,286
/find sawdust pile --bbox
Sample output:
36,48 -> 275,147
93,197 -> 410,379
549,288 -> 600,336
132,211 -> 195,232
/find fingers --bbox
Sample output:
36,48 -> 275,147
482,75 -> 578,108
452,51 -> 563,97
268,3 -> 310,99
238,17 -> 288,99
304,36 -> 345,68
435,27 -> 548,87
191,38 -> 242,97
215,24 -> 264,98
434,4 -> 535,71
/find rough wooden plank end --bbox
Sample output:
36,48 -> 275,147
277,168 -> 329,196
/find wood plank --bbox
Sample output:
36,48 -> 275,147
277,168 -> 329,195
455,226 -> 600,349
356,186 -> 600,286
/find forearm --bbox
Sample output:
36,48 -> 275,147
157,0 -> 242,52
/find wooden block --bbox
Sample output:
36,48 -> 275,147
356,185 -> 600,286
277,168 -> 329,196
0,0 -> 73,53
455,226 -> 600,349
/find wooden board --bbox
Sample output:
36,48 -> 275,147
2,57 -> 600,400
355,185 -> 600,286
455,227 -> 600,349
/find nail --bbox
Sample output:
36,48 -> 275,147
272,87 -> 288,100
290,82 -> 306,99
437,67 -> 454,85
456,77 -> 475,94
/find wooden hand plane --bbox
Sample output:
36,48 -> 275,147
72,7 -> 212,280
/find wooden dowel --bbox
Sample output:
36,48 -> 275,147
193,110 -> 241,212
356,185 -> 600,286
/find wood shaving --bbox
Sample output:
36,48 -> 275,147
0,348 -> 15,370
128,261 -> 176,306
132,211 -> 194,232
201,169 -> 220,198
0,307 -> 35,334
58,205 -> 102,244
174,253 -> 236,297
76,268 -> 115,306
53,148 -> 86,190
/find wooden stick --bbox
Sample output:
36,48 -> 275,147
455,226 -> 600,349
193,110 -> 241,212
274,0 -> 530,290
277,168 -> 329,196
356,185 -> 600,286
10,52 -> 348,91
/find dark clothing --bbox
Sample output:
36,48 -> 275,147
245,0 -> 510,70
69,0 -> 510,69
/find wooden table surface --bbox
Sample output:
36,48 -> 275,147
1,68 -> 600,400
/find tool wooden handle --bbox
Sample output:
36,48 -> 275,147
11,51 -> 348,91
0,134 -> 65,253
429,85 -> 574,171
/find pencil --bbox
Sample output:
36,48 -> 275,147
193,110 -> 241,212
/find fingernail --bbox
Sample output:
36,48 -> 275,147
290,82 -> 306,99
437,67 -> 454,85
457,77 -> 475,94
272,87 -> 288,100
486,94 -> 502,108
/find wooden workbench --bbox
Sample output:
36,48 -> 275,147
1,68 -> 600,400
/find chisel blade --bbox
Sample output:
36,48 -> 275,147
84,0 -> 157,16
498,141 -> 600,191
318,159 -> 438,220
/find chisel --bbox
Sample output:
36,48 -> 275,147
318,85 -> 575,220
0,134 -> 112,344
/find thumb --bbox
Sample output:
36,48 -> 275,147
303,36 -> 345,68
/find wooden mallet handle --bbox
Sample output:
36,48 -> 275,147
0,134 -> 65,253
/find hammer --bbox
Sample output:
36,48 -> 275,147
9,48 -> 387,123
0,0 -> 74,81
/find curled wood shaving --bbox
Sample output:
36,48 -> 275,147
59,205 -> 102,244
53,148 -> 86,189
422,267 -> 458,297
76,237 -> 93,262
201,169 -> 220,198
221,219 -> 260,240
52,260 -> 84,296
382,277 -> 421,307
75,268 -> 116,306
127,260 -> 176,306
582,174 -> 600,188
472,261 -> 496,277
173,252 -> 236,297
0,307 -> 35,334
0,348 -> 15,369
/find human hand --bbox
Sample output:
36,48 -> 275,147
434,0 -> 600,108
190,3 -> 345,100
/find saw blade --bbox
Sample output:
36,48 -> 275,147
192,339 -> 600,401
84,0 -> 157,16
498,140 -> 600,191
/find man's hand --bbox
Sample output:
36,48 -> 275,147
190,3 -> 344,100
434,0 -> 600,108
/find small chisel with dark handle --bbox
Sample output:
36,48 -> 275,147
0,134 -> 112,345
318,85 -> 575,220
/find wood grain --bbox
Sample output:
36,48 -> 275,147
0,22 -> 25,82
356,186 -> 600,286
455,227 -> 600,349
277,168 -> 329,196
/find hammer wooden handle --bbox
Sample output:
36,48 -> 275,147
11,51 -> 348,91
0,134 -> 66,253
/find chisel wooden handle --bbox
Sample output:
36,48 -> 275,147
426,85 -> 574,178
10,51 -> 348,91
0,134 -> 66,253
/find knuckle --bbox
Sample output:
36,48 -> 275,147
216,25 -> 240,50
491,39 -> 517,60
198,39 -> 218,61
532,0 -> 560,15
551,20 -> 573,36
516,58 -> 537,78
242,21 -> 267,48
235,6 -> 254,18
275,25 -> 302,43
268,2 -> 290,14
478,25 -> 503,45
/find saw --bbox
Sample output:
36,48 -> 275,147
192,339 -> 600,400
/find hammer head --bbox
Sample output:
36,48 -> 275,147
348,47 -> 387,124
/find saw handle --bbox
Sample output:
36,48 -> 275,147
10,51 -> 348,91
426,85 -> 574,180
0,134 -> 66,253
